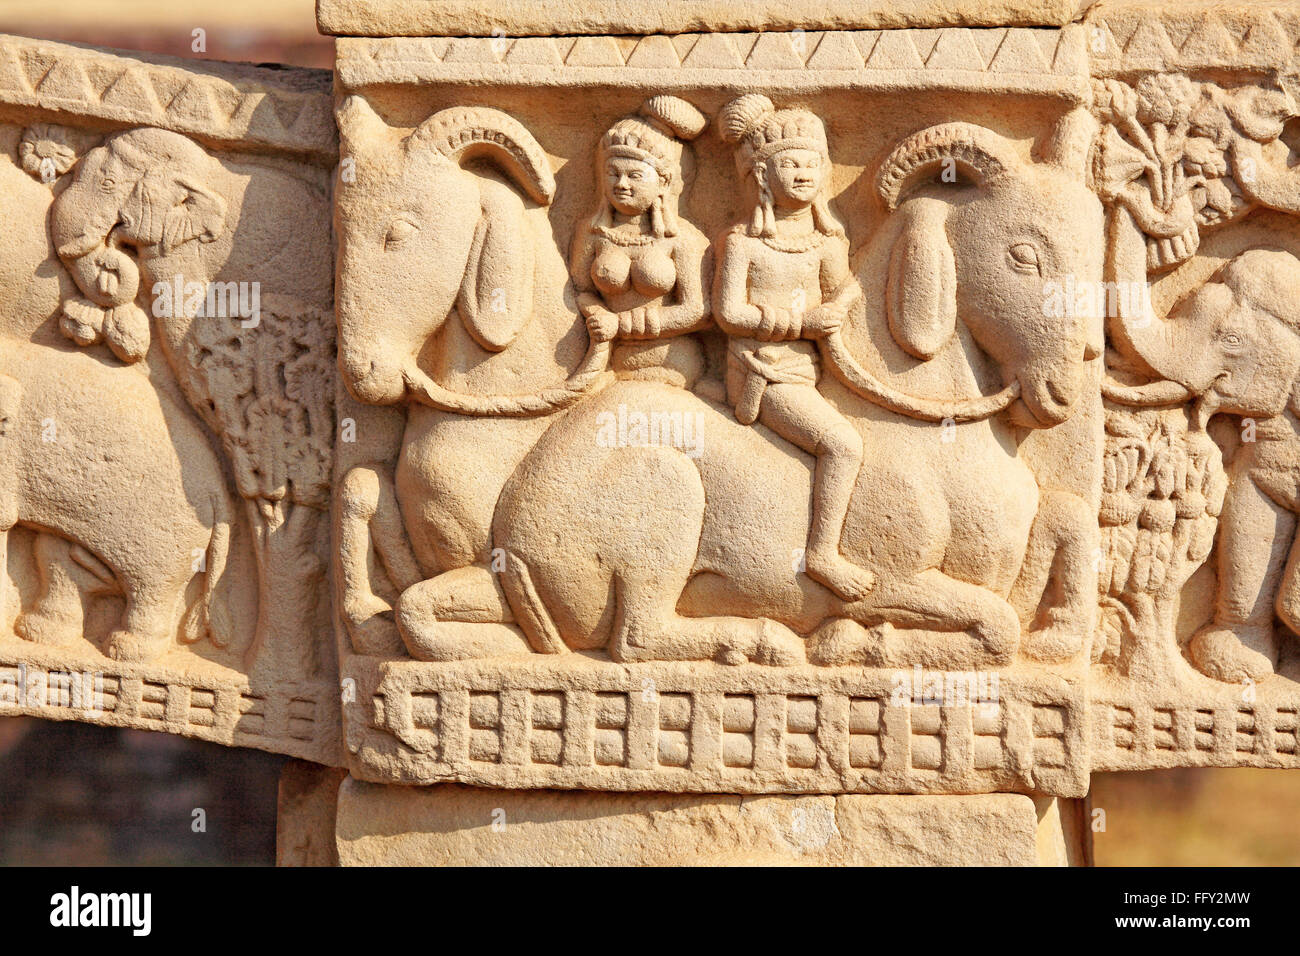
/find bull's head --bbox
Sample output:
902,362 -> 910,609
876,111 -> 1104,428
335,95 -> 556,406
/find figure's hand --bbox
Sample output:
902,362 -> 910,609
618,306 -> 662,338
802,304 -> 844,339
585,307 -> 619,343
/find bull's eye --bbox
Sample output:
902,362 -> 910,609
384,217 -> 418,250
1009,242 -> 1041,274
1220,331 -> 1245,350
100,177 -> 116,192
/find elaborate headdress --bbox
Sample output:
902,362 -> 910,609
593,95 -> 707,237
718,94 -> 843,239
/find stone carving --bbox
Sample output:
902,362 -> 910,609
9,0 -> 1300,866
0,38 -> 340,764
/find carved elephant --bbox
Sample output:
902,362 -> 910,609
0,343 -> 235,661
0,134 -> 236,662
1112,248 -> 1300,681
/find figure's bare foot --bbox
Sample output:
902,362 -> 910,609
805,552 -> 875,602
1190,624 -> 1277,683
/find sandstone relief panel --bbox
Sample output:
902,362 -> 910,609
4,1 -> 1300,800
332,27 -> 1103,796
0,35 -> 340,763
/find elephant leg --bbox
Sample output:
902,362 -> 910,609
1011,488 -> 1099,662
1191,473 -> 1289,681
810,569 -> 1020,668
337,464 -> 423,656
105,578 -> 183,662
14,534 -> 95,648
395,565 -> 530,661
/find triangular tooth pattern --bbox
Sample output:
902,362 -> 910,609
971,28 -> 1007,69
625,35 -> 681,68
268,92 -> 309,133
166,79 -> 218,126
1050,25 -> 1088,75
744,32 -> 806,69
864,30 -> 924,69
1238,14 -> 1291,67
924,28 -> 986,70
1084,20 -> 1124,66
680,32 -> 743,68
100,66 -> 160,115
34,58 -> 93,101
852,31 -> 881,62
987,28 -> 1052,74
0,46 -> 28,94
1176,13 -> 1237,64
148,70 -> 188,113
19,48 -> 55,91
910,29 -> 941,63
805,32 -> 865,70
505,39 -> 565,66
564,36 -> 626,67
1122,19 -> 1181,63
440,37 -> 504,64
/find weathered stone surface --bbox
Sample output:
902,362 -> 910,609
0,35 -> 342,765
335,781 -> 1053,865
318,0 -> 1092,38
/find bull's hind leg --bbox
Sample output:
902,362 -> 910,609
396,565 -> 532,661
810,569 -> 1019,668
609,573 -> 805,666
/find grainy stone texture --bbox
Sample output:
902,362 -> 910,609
335,781 -> 1057,865
5,0 -> 1300,866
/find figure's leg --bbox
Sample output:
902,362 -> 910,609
1191,472 -> 1289,681
759,384 -> 874,601
15,534 -> 93,647
1010,488 -> 1098,662
337,464 -> 423,655
810,569 -> 1020,668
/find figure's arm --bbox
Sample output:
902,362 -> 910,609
570,229 -> 618,342
713,231 -> 766,337
803,237 -> 859,338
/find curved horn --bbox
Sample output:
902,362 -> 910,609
408,106 -> 556,206
876,123 -> 1020,211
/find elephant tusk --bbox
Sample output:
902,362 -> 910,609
818,330 -> 1020,423
1101,376 -> 1194,407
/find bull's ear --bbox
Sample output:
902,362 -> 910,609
887,198 -> 956,361
457,177 -> 534,352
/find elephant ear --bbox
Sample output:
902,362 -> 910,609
457,176 -> 535,352
887,198 -> 957,361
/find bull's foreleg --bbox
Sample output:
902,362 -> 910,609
1010,487 -> 1098,662
337,463 -> 423,656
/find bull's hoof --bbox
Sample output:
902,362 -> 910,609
15,610 -> 82,648
807,618 -> 883,666
399,620 -> 533,661
1190,625 -> 1277,683
1021,614 -> 1086,662
105,629 -> 169,662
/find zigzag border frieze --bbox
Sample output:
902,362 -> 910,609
336,26 -> 1090,95
0,34 -> 336,162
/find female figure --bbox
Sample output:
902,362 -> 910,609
571,96 -> 711,388
714,94 -> 872,601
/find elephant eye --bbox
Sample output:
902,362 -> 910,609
100,177 -> 116,191
1220,331 -> 1245,349
1009,243 -> 1041,274
384,217 -> 418,250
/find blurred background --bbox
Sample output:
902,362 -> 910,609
0,0 -> 1297,867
